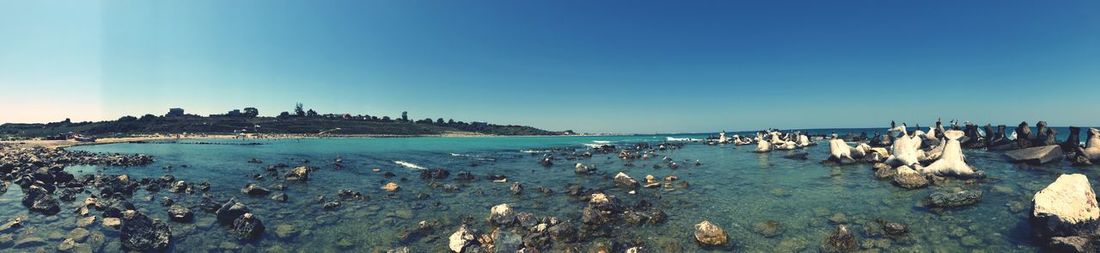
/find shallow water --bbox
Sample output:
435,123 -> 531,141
4,132 -> 1098,252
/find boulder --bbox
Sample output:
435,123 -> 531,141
489,203 -> 515,226
270,192 -> 288,202
693,220 -> 728,246
448,225 -> 478,252
20,185 -> 60,215
873,164 -> 896,180
285,166 -> 310,181
489,228 -> 522,253
241,183 -> 271,196
1005,145 -> 1064,165
382,182 -> 399,192
928,190 -> 983,208
216,198 -> 250,225
120,210 -> 171,251
891,166 -> 928,189
614,172 -> 639,189
1032,174 -> 1100,238
574,163 -> 594,175
231,213 -> 265,240
1049,236 -> 1092,253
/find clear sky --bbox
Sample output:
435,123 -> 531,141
1,1 -> 1098,133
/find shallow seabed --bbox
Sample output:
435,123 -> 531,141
3,135 -> 1094,252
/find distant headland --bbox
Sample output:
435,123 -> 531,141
0,103 -> 573,140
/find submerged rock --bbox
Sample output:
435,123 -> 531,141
167,204 -> 193,222
120,210 -> 171,251
693,220 -> 728,246
1032,174 -> 1100,238
1005,145 -> 1065,165
873,164 -> 896,180
752,220 -> 784,238
928,190 -> 983,208
270,192 -> 288,202
241,183 -> 271,196
822,225 -> 857,253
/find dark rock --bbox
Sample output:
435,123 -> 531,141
547,220 -> 577,242
285,166 -> 311,181
510,183 -> 523,195
99,198 -> 135,218
613,172 -> 639,189
783,152 -> 809,160
1063,127 -> 1083,152
270,192 -> 288,202
241,183 -> 271,196
215,198 -> 250,225
231,213 -> 265,240
455,171 -> 476,181
1049,236 -> 1092,253
419,168 -> 450,180
120,210 -> 171,251
928,190 -> 982,208
822,225 -> 857,253
20,185 -> 60,215
167,204 -> 193,222
878,220 -> 908,237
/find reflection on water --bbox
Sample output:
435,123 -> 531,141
2,135 -> 1094,252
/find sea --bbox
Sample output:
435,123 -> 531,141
2,126 -> 1096,252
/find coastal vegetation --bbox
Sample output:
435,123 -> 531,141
0,104 -> 570,139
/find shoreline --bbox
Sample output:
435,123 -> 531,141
0,132 -> 600,149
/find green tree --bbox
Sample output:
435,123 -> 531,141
294,103 -> 305,117
401,111 -> 409,122
243,107 -> 259,117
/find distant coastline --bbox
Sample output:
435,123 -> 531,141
0,106 -> 573,142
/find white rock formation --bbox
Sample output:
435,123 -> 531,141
886,126 -> 922,167
755,138 -> 771,153
917,130 -> 976,177
797,134 -> 811,147
449,225 -> 476,252
1033,174 -> 1100,237
1085,128 -> 1100,160
828,138 -> 853,160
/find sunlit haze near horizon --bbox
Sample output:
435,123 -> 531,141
2,1 -> 1098,133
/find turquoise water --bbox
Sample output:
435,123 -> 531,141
4,132 -> 1096,252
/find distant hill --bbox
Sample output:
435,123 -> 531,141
0,112 -> 570,139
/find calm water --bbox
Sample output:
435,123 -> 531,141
4,129 -> 1097,252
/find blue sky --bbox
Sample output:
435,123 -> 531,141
1,1 -> 1098,133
